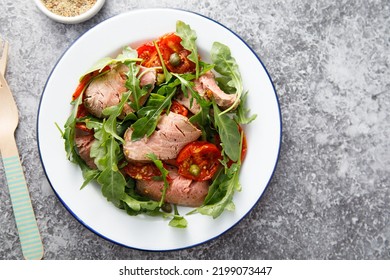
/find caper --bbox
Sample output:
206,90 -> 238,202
156,73 -> 165,85
161,203 -> 172,213
169,52 -> 181,67
189,164 -> 201,177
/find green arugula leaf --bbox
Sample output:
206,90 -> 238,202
211,42 -> 243,115
154,41 -> 172,83
124,62 -> 149,111
201,168 -> 226,205
234,91 -> 257,125
130,87 -> 176,141
101,91 -> 131,143
169,205 -> 188,228
62,93 -> 83,161
146,153 -> 170,207
122,193 -> 160,212
212,101 -> 241,162
91,90 -> 131,202
176,20 -> 200,78
96,136 -> 126,202
90,127 -> 108,170
215,76 -> 236,94
80,46 -> 141,81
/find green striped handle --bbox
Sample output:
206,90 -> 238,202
2,155 -> 43,260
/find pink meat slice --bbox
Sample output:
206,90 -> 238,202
75,133 -> 96,169
175,89 -> 202,115
176,71 -> 239,113
123,112 -> 202,162
136,166 -> 210,207
84,65 -> 156,118
198,71 -> 239,109
138,66 -> 157,88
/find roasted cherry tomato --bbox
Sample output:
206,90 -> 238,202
170,100 -> 188,117
158,33 -> 196,73
136,42 -> 160,68
176,141 -> 222,181
75,103 -> 92,133
136,33 -> 196,74
122,162 -> 162,180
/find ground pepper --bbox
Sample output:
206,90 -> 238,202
41,0 -> 97,17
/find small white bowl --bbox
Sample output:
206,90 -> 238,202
34,0 -> 106,24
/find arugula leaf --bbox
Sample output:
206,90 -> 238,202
124,62 -> 149,111
116,114 -> 137,137
195,166 -> 239,218
201,168 -> 226,205
146,153 -> 170,207
212,101 -> 241,162
154,41 -> 172,83
90,127 -> 108,170
61,140 -> 100,190
130,87 -> 176,141
70,147 -> 100,190
215,76 -> 236,94
62,93 -> 84,161
122,193 -> 160,212
79,167 -> 100,190
101,91 -> 131,142
96,136 -> 126,202
169,205 -> 188,228
234,91 -> 257,125
90,90 -> 131,202
80,46 -> 141,81
211,42 -> 243,115
176,20 -> 200,78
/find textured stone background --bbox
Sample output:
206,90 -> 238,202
0,0 -> 389,259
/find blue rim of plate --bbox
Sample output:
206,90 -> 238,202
36,7 -> 282,252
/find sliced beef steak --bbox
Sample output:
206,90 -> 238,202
75,133 -> 96,169
84,65 -> 156,118
136,165 -> 209,207
123,112 -> 201,162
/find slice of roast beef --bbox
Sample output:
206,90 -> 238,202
123,112 -> 202,162
176,71 -> 239,113
84,64 -> 129,118
175,90 -> 202,115
198,71 -> 239,110
75,133 -> 96,169
84,64 -> 156,118
138,66 -> 157,89
136,165 -> 209,207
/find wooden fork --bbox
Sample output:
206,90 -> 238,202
0,38 -> 43,260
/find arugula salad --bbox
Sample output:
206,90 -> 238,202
59,20 -> 256,228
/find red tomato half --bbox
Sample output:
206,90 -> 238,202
122,162 -> 161,181
136,33 -> 196,74
170,100 -> 188,117
75,103 -> 92,133
136,42 -> 160,68
176,141 -> 222,181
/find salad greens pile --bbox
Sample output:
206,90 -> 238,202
59,20 -> 256,228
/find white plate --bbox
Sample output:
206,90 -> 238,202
37,8 -> 281,251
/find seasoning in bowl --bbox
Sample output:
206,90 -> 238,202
34,0 -> 105,24
41,0 -> 97,17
